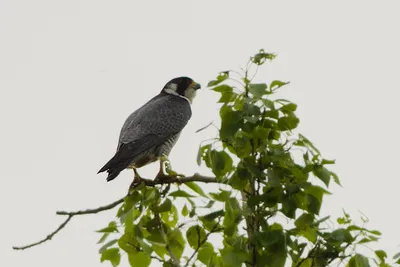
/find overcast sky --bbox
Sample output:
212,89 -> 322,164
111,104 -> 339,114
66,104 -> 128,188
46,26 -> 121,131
2,1 -> 400,266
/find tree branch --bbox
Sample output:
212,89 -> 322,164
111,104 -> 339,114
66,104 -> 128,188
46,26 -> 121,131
56,197 -> 125,216
155,214 -> 180,267
13,215 -> 73,250
184,224 -> 223,267
13,173 -> 217,251
131,173 -> 217,188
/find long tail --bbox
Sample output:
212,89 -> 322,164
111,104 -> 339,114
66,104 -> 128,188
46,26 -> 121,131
98,143 -> 139,182
97,156 -> 125,182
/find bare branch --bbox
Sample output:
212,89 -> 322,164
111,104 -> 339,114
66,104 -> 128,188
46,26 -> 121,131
13,215 -> 73,250
56,197 -> 125,216
13,173 -> 217,251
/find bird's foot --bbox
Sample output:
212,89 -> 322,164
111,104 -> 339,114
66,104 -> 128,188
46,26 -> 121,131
133,169 -> 143,184
161,156 -> 184,177
154,171 -> 171,183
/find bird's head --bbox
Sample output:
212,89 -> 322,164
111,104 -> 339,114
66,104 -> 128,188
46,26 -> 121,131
162,77 -> 201,103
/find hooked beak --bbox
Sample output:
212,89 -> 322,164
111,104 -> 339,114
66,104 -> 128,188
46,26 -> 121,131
192,82 -> 201,90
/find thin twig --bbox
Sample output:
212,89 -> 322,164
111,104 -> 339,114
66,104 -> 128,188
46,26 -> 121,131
184,224 -> 223,267
56,197 -> 125,216
13,173 -> 218,251
156,214 -> 180,266
13,215 -> 73,250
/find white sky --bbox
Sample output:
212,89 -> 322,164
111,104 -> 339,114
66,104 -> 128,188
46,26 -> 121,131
2,0 -> 400,266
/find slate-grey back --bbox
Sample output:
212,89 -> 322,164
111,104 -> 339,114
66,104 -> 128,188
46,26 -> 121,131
119,93 -> 191,145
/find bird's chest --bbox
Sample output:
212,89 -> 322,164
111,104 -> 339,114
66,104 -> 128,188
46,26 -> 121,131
157,132 -> 181,156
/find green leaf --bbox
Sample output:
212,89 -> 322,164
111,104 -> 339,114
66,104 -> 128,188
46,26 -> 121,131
182,204 -> 188,217
258,250 -> 287,267
358,237 -> 373,244
256,230 -> 284,247
219,106 -> 243,140
142,187 -> 159,206
213,84 -> 233,93
186,225 -> 207,249
97,221 -> 118,233
330,228 -> 354,243
156,198 -> 172,213
305,185 -> 331,200
296,258 -> 312,267
218,91 -> 237,103
161,205 -> 178,227
278,115 -> 299,131
200,210 -> 225,221
198,242 -> 215,265
123,208 -> 141,233
367,229 -> 381,236
270,80 -> 289,91
98,233 -> 110,244
138,238 -> 152,255
184,182 -> 208,197
313,166 -> 331,187
232,134 -> 253,158
375,250 -> 387,262
252,49 -> 276,65
224,198 -> 242,236
295,134 -> 321,155
230,172 -> 248,190
330,171 -> 342,186
210,150 -> 233,178
197,144 -> 211,166
99,239 -> 119,253
146,231 -> 165,246
152,245 -> 167,259
280,103 -> 297,113
168,190 -> 195,198
348,254 -> 371,267
118,232 -> 137,254
101,248 -> 121,267
305,194 -> 321,215
262,98 -> 275,109
321,158 -> 336,165
249,83 -> 267,98
207,71 -> 229,87
221,247 -> 249,266
299,228 -> 317,243
168,229 -> 185,260
295,213 -> 314,229
393,252 -> 400,259
128,251 -> 151,267
210,189 -> 231,202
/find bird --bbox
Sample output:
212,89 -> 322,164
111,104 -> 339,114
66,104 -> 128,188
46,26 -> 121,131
98,76 -> 201,182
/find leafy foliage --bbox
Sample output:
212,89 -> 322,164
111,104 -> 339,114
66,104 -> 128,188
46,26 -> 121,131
97,50 -> 398,267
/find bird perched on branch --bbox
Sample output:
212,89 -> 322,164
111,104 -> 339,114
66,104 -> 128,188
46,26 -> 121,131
98,77 -> 201,182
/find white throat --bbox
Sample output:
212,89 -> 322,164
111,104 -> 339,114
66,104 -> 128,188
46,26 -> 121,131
164,88 -> 195,104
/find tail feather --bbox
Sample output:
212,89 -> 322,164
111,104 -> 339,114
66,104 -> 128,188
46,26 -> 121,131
97,157 -> 114,174
98,153 -> 134,182
98,156 -> 124,182
98,142 -> 139,182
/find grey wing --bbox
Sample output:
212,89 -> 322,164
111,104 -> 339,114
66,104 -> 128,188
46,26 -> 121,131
119,95 -> 192,146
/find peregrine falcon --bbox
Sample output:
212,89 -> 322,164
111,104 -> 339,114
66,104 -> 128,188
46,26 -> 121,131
98,77 -> 201,182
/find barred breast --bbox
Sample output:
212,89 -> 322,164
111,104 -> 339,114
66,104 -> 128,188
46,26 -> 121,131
157,132 -> 181,157
126,132 -> 181,169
